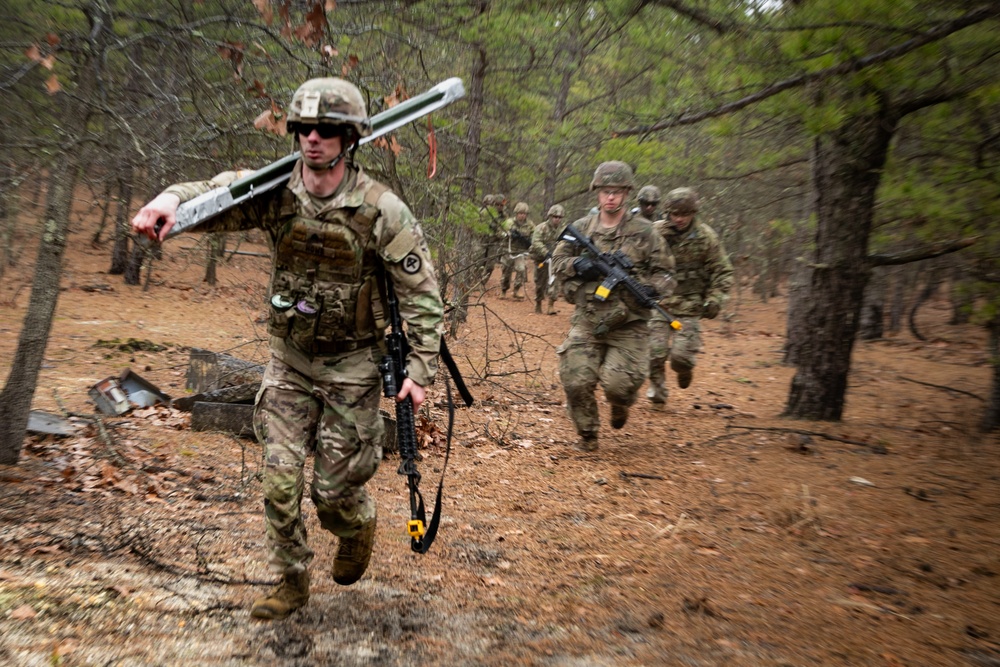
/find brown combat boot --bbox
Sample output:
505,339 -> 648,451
250,569 -> 310,620
500,290 -> 508,300
610,404 -> 629,429
676,367 -> 693,389
547,299 -> 558,315
574,433 -> 598,452
535,301 -> 543,314
333,517 -> 377,586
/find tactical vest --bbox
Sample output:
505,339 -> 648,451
674,259 -> 708,297
267,182 -> 389,356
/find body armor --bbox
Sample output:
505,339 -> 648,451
268,183 -> 389,355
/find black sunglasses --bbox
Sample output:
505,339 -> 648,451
296,123 -> 342,140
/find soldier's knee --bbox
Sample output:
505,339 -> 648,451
263,469 -> 300,508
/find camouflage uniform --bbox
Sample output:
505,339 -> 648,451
529,204 -> 565,314
648,189 -> 732,402
476,194 -> 506,290
499,202 -> 534,299
163,163 -> 443,575
552,207 -> 674,444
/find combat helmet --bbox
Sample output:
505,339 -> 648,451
547,204 -> 565,219
514,202 -> 530,215
590,161 -> 635,191
665,187 -> 700,214
286,78 -> 372,141
637,185 -> 661,204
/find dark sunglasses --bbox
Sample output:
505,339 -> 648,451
296,123 -> 341,139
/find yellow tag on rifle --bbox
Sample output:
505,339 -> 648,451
595,285 -> 611,300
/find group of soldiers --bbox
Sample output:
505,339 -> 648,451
131,74 -> 733,619
481,163 -> 733,452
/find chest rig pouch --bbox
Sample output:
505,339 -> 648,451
268,183 -> 389,356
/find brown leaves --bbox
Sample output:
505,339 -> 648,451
295,2 -> 328,47
253,103 -> 288,137
217,41 -> 245,77
252,0 -> 274,24
10,604 -> 37,620
341,54 -> 359,76
25,42 -> 60,94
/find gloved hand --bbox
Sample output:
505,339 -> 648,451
573,256 -> 602,281
703,299 -> 720,319
638,283 -> 659,302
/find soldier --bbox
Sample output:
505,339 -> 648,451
530,204 -> 566,315
647,187 -> 733,404
551,162 -> 675,452
477,194 -> 507,290
131,78 -> 443,619
631,185 -> 661,222
498,201 -> 535,300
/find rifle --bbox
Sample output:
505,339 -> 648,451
379,278 -> 473,554
559,223 -> 681,330
508,227 -> 532,252
150,77 -> 466,242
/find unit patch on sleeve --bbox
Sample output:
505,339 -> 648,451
402,253 -> 422,275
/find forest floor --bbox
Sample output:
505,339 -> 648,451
1,209 -> 999,667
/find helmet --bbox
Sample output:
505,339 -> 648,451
547,204 -> 565,218
637,185 -> 661,204
590,161 -> 635,191
665,187 -> 700,214
514,202 -> 530,215
286,78 -> 372,139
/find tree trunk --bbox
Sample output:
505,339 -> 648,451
461,47 -> 487,199
784,109 -> 894,420
0,159 -> 80,463
982,314 -> 1000,431
859,266 -> 886,340
109,169 -> 133,274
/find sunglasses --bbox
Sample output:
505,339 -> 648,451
296,124 -> 342,140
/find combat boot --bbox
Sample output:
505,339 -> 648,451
512,287 -> 524,301
610,405 -> 629,429
574,433 -> 598,452
250,569 -> 310,620
535,301 -> 543,314
671,359 -> 693,389
646,383 -> 667,405
547,299 -> 558,315
333,517 -> 377,586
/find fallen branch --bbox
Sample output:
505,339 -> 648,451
620,471 -> 665,481
727,424 -> 886,453
898,376 -> 983,401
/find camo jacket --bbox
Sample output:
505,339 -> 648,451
162,162 -> 443,386
530,220 -> 563,263
653,219 -> 733,319
551,212 -> 675,330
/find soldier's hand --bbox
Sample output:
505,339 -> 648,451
703,299 -> 720,319
639,283 -> 659,301
572,256 -> 601,281
131,193 -> 181,242
397,378 -> 427,410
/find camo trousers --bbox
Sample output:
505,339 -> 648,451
556,320 -> 649,437
500,253 -> 528,292
253,351 -> 384,575
649,316 -> 702,380
533,261 -> 558,304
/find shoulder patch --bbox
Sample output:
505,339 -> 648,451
401,252 -> 422,275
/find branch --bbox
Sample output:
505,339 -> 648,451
898,376 -> 983,401
614,4 -> 1000,136
641,0 -> 743,35
868,236 -> 979,267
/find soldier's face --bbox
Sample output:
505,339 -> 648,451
640,201 -> 658,218
298,125 -> 344,171
549,215 -> 564,226
669,212 -> 695,231
598,187 -> 628,214
516,212 -> 527,222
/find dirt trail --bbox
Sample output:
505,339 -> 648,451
1,220 -> 999,666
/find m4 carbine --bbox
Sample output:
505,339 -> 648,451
559,224 -> 681,330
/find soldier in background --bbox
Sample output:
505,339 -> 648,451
647,187 -> 733,405
132,78 -> 443,619
499,201 -> 534,300
551,162 -> 674,452
530,204 -> 566,315
477,194 -> 507,291
631,185 -> 661,222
